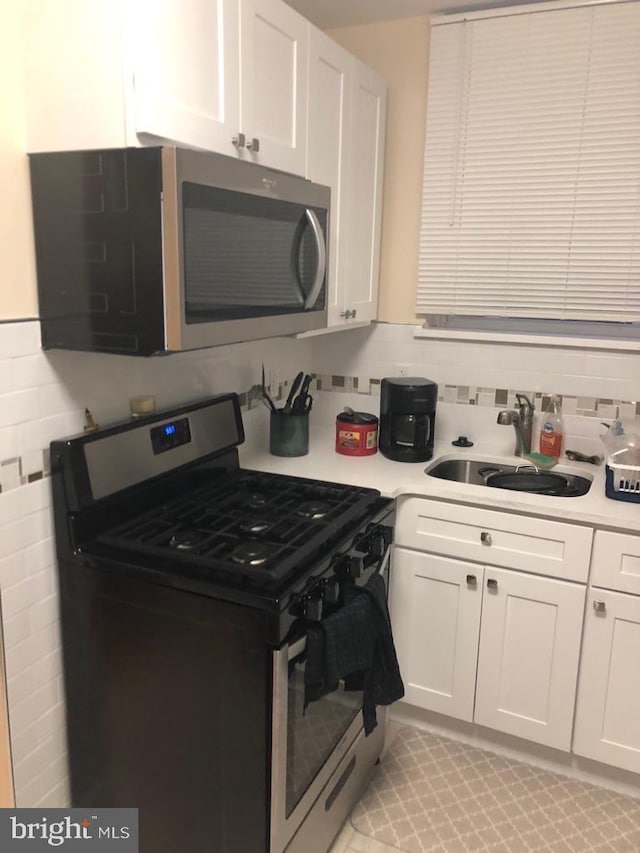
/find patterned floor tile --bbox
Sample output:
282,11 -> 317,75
350,727 -> 640,853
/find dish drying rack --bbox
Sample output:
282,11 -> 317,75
605,458 -> 640,503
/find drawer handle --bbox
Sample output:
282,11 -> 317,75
593,599 -> 606,614
466,574 -> 477,587
487,578 -> 498,591
480,531 -> 492,546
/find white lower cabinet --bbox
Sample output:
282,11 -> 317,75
392,547 -> 585,751
573,586 -> 640,774
392,498 -> 590,752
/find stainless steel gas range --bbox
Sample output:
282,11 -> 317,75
51,394 -> 397,853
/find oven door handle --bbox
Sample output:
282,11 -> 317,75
287,636 -> 307,662
378,545 -> 391,576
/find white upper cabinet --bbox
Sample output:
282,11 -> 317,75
307,31 -> 351,326
345,61 -> 386,325
239,0 -> 309,175
24,0 -> 131,152
133,0 -> 308,174
25,0 -> 311,176
132,0 -> 240,157
307,35 -> 387,329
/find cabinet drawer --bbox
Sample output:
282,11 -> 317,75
591,530 -> 640,595
395,497 -> 593,582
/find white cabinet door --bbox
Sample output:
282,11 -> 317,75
474,568 -> 585,751
307,31 -> 351,327
132,0 -> 241,155
392,547 -> 483,722
239,0 -> 309,175
573,589 -> 640,774
344,60 -> 386,324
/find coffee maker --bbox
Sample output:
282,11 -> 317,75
379,377 -> 438,462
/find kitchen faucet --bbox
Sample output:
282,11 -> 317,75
497,393 -> 535,456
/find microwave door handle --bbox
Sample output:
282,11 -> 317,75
303,208 -> 326,309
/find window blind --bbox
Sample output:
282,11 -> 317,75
417,1 -> 640,323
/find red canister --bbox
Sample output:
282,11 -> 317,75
335,410 -> 379,456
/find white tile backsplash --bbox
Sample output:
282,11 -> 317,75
0,317 -> 636,809
310,324 -> 640,402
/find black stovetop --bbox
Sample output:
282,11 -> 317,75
97,468 -> 381,586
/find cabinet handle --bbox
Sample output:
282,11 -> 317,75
247,137 -> 260,152
232,132 -> 246,148
487,578 -> 498,591
340,309 -> 356,320
480,531 -> 492,546
593,599 -> 606,614
352,309 -> 357,319
466,574 -> 477,587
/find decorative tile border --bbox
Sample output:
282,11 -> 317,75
312,374 -> 640,419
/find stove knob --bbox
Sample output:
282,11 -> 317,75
349,556 -> 364,578
368,533 -> 384,560
323,578 -> 340,605
381,525 -> 393,547
306,596 -> 323,622
353,535 -> 368,555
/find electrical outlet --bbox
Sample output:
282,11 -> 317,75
395,364 -> 411,377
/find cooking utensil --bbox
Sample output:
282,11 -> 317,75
261,364 -> 277,413
565,449 -> 603,465
291,374 -> 313,413
284,372 -> 304,414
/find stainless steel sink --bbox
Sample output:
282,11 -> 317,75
425,458 -> 592,497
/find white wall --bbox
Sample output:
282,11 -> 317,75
0,5 -> 38,319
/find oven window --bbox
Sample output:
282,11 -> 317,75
285,651 -> 362,818
182,183 -> 326,322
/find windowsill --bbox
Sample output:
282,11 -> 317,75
414,327 -> 640,352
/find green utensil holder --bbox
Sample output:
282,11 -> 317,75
270,411 -> 309,457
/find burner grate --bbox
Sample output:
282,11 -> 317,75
96,469 -> 378,583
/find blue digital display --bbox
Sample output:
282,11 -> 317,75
150,417 -> 191,455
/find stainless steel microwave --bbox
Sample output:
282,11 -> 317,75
29,147 -> 330,356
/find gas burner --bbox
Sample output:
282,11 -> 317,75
296,501 -> 330,520
246,492 -> 267,508
239,517 -> 272,535
230,542 -> 278,567
168,530 -> 205,551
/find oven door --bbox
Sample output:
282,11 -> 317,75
269,545 -> 391,853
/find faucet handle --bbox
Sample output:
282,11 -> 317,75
516,393 -> 534,412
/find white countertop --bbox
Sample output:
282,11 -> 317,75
240,427 -> 640,535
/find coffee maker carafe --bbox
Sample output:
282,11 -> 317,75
379,377 -> 438,462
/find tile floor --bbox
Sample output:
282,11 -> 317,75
329,725 -> 640,853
